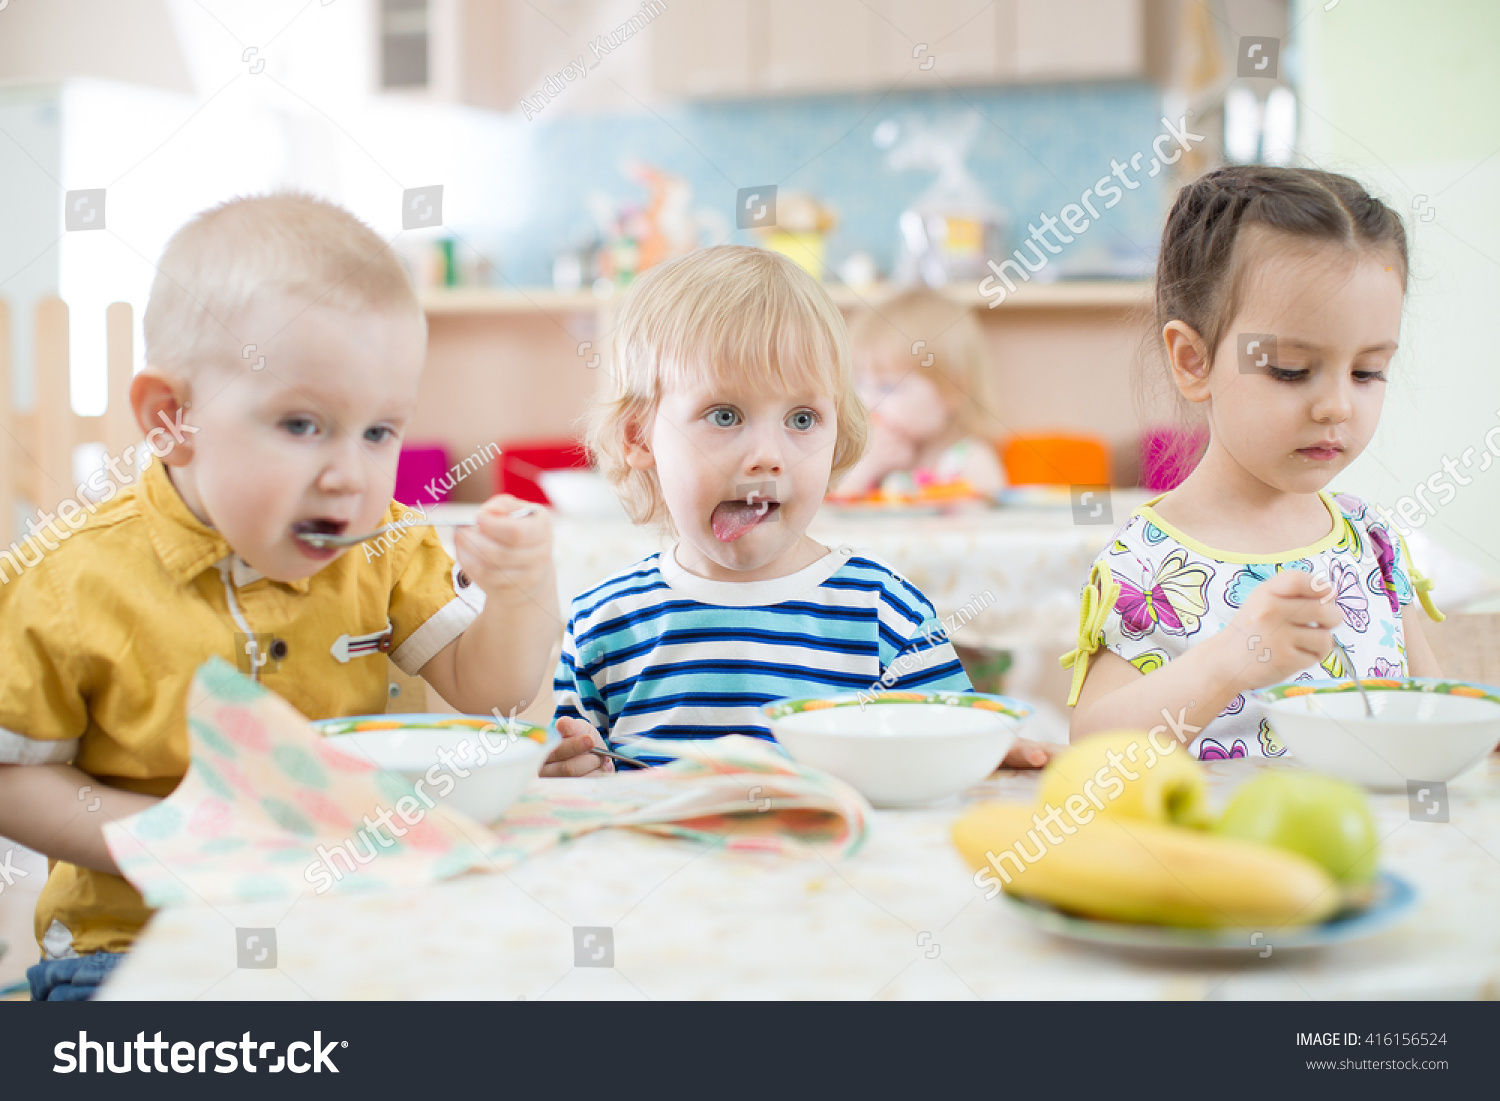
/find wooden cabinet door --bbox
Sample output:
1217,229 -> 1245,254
650,0 -> 759,97
762,0 -> 882,93
1013,0 -> 1144,81
872,0 -> 1012,87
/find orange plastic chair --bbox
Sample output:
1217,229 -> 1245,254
1001,433 -> 1111,486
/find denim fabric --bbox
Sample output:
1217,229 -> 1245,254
27,951 -> 128,1001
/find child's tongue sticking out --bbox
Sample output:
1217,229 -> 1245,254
711,499 -> 777,542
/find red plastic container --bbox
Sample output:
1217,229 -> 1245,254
495,438 -> 590,504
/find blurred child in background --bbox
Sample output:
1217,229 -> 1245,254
838,288 -> 1006,500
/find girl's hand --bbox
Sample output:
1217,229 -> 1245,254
541,716 -> 614,777
453,495 -> 555,607
869,417 -> 919,469
838,419 -> 918,495
1222,570 -> 1344,689
1000,739 -> 1058,770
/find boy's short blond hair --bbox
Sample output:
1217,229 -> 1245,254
848,288 -> 991,437
587,246 -> 869,526
143,193 -> 421,374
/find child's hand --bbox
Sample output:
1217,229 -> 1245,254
839,419 -> 918,495
869,417 -> 919,469
541,716 -> 614,777
1223,570 -> 1344,689
453,495 -> 555,606
1000,739 -> 1058,770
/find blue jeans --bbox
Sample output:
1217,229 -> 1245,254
27,952 -> 127,1001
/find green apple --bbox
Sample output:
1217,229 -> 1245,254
1215,772 -> 1379,887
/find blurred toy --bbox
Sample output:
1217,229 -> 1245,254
1002,434 -> 1111,487
753,190 -> 837,279
572,161 -> 728,291
833,288 -> 1006,504
877,111 -> 1007,286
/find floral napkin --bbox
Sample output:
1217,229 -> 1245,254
104,660 -> 871,907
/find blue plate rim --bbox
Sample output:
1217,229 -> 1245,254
1000,870 -> 1418,951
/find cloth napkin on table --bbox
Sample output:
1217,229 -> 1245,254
488,735 -> 872,866
104,660 -> 872,908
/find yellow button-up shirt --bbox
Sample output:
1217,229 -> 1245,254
0,459 -> 479,957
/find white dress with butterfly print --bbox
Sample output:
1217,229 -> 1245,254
1061,489 -> 1443,761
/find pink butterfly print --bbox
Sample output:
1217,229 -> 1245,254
1326,561 -> 1369,632
1334,493 -> 1367,521
1197,738 -> 1248,761
1116,579 -> 1178,638
1366,524 -> 1402,615
1113,551 -> 1213,640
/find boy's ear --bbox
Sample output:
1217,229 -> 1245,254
1163,321 -> 1213,403
130,368 -> 196,467
623,415 -> 655,471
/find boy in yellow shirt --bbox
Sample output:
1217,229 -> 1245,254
0,194 -> 559,998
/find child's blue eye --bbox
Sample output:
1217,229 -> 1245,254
364,425 -> 397,445
282,417 -> 318,437
708,408 -> 740,428
786,410 -> 817,431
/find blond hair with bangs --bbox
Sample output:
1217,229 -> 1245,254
143,193 -> 421,374
587,246 -> 869,527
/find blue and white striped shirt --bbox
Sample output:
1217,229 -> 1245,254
552,545 -> 972,762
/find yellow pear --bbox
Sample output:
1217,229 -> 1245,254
1038,729 -> 1211,828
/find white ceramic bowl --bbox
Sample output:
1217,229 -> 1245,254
539,470 -> 629,520
1255,679 -> 1500,791
761,692 -> 1029,807
315,714 -> 549,823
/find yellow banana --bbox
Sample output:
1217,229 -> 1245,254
953,802 -> 1341,929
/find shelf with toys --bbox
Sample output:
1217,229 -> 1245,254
419,278 -> 1150,318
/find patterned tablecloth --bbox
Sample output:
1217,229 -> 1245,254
100,756 -> 1500,1000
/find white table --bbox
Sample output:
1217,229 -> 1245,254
101,755 -> 1500,1000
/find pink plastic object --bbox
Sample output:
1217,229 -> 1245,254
1139,426 -> 1207,491
394,443 -> 452,507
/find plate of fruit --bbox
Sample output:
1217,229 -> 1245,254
951,732 -> 1418,952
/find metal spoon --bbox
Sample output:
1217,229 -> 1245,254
1332,637 -> 1376,719
590,746 -> 654,770
295,505 -> 538,549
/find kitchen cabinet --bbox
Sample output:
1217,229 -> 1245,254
1013,0 -> 1145,81
872,0 -> 1012,87
648,0 -> 1145,100
648,0 -> 759,98
762,0 -> 882,93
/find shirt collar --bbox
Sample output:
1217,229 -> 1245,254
139,461 -> 311,594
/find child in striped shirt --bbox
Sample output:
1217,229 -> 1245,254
542,246 -> 1053,774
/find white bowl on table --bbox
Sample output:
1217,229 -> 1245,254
1254,679 -> 1500,792
314,714 -> 551,824
761,691 -> 1030,807
539,470 -> 629,520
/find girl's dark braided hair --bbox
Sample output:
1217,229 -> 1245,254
1155,165 -> 1408,360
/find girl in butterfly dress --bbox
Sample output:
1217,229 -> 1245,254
1062,166 -> 1445,760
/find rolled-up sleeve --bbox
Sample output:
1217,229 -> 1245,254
0,564 -> 85,764
386,524 -> 484,676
